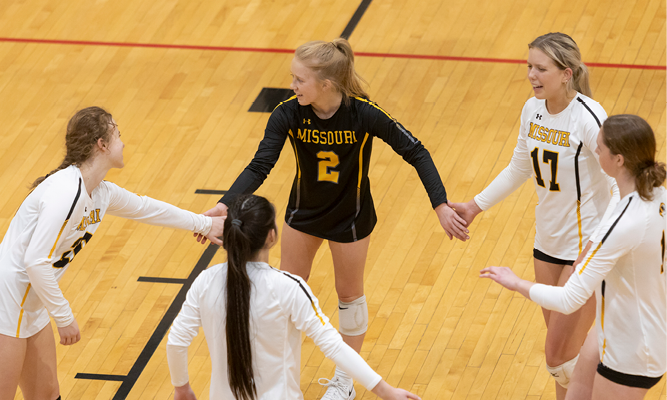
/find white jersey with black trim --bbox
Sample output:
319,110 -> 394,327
0,165 -> 213,338
530,187 -> 667,377
475,93 -> 618,260
167,262 -> 382,399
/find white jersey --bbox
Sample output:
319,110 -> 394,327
530,187 -> 667,377
166,262 -> 382,399
475,94 -> 618,260
0,165 -> 213,338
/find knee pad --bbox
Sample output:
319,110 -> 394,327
338,295 -> 368,336
546,354 -> 579,388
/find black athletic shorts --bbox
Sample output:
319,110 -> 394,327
597,362 -> 664,389
533,249 -> 574,266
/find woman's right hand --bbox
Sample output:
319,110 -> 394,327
447,199 -> 483,228
371,380 -> 421,400
57,319 -> 81,345
194,203 -> 228,243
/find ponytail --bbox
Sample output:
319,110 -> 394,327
295,38 -> 369,106
222,195 -> 277,400
636,161 -> 667,201
601,114 -> 666,201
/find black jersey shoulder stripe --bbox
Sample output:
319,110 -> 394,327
272,95 -> 297,112
576,97 -> 602,128
599,196 -> 633,244
574,141 -> 584,252
48,178 -> 82,258
578,197 -> 633,275
574,143 -> 584,201
275,269 -> 325,325
65,178 -> 83,220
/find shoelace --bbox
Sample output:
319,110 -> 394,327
318,378 -> 352,399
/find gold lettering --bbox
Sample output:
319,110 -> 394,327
297,128 -> 306,142
328,131 -> 334,145
353,131 -> 357,143
312,130 -> 319,144
335,131 -> 343,144
529,123 -> 538,139
560,131 -> 570,147
546,129 -> 555,144
320,131 -> 327,144
344,131 -> 353,144
538,126 -> 545,141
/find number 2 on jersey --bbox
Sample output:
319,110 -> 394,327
531,148 -> 560,191
317,151 -> 340,183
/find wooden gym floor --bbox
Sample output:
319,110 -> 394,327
0,0 -> 664,398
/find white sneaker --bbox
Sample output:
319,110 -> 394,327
318,376 -> 356,400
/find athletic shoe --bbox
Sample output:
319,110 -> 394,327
318,376 -> 356,400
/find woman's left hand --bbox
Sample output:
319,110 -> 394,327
435,203 -> 469,241
201,216 -> 225,246
480,266 -> 521,290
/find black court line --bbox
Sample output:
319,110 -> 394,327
341,0 -> 372,39
75,373 -> 126,382
137,277 -> 188,284
195,189 -> 227,195
75,243 -> 219,399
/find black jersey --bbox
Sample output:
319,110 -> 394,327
220,96 -> 448,243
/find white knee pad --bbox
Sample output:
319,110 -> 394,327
546,354 -> 579,388
338,295 -> 368,336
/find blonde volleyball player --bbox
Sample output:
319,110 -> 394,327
167,194 -> 420,400
449,32 -> 619,399
197,38 -> 468,400
0,107 -> 224,400
480,114 -> 666,400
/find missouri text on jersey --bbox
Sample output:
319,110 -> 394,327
293,129 -> 358,145
76,209 -> 101,231
528,122 -> 571,147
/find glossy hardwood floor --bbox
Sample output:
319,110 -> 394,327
0,0 -> 664,398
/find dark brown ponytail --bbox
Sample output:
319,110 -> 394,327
601,114 -> 666,201
31,107 -> 114,188
222,195 -> 277,400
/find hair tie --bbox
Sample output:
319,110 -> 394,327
642,160 -> 657,170
231,219 -> 243,227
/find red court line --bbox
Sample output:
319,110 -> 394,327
1,37 -> 665,71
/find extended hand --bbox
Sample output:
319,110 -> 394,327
371,380 -> 421,400
202,216 -> 225,246
57,319 -> 81,346
435,203 -> 469,241
447,199 -> 483,228
195,203 -> 228,244
479,266 -> 521,291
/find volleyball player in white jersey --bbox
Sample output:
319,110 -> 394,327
449,33 -> 618,399
0,107 -> 224,400
167,194 -> 420,400
480,114 -> 666,400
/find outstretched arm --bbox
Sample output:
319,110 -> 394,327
282,272 -> 421,399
